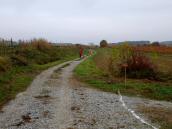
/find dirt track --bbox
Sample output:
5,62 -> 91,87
0,59 -> 171,129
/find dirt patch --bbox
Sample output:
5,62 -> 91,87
67,127 -> 75,129
43,110 -> 50,117
34,95 -> 52,99
34,95 -> 53,104
79,93 -> 84,96
54,68 -> 62,73
60,63 -> 70,68
34,89 -> 53,100
90,118 -> 96,125
53,63 -> 70,73
138,105 -> 172,129
12,121 -> 25,127
50,73 -> 60,79
50,64 -> 70,79
11,113 -> 32,127
22,113 -> 32,123
71,106 -> 80,111
80,97 -> 85,100
44,79 -> 61,86
34,90 -> 53,105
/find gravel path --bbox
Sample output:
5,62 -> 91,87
0,59 -> 171,129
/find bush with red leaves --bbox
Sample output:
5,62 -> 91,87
119,50 -> 157,79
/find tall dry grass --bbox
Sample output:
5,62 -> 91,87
31,39 -> 52,51
18,39 -> 52,51
93,48 -> 112,74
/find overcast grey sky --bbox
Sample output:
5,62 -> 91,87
0,0 -> 172,43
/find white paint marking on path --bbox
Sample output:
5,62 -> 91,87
118,90 -> 159,129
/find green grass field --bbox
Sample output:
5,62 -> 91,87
74,49 -> 172,101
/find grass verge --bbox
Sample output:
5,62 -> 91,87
74,56 -> 172,101
0,55 -> 77,109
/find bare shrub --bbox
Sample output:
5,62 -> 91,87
31,39 -> 52,51
120,51 -> 156,79
106,43 -> 157,79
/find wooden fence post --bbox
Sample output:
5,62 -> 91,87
122,64 -> 128,88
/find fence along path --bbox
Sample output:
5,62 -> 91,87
0,38 -> 19,56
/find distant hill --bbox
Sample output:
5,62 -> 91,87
117,41 -> 150,46
110,41 -> 172,46
51,43 -> 74,47
160,41 -> 172,46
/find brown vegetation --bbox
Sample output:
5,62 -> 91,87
95,45 -> 157,80
138,105 -> 172,129
95,44 -> 172,82
135,45 -> 172,54
30,39 -> 52,51
119,48 -> 157,79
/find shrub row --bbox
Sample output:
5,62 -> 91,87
0,39 -> 79,72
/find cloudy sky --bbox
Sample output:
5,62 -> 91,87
0,0 -> 172,44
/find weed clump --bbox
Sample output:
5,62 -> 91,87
0,56 -> 11,72
10,55 -> 28,66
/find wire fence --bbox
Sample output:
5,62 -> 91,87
0,39 -> 20,56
